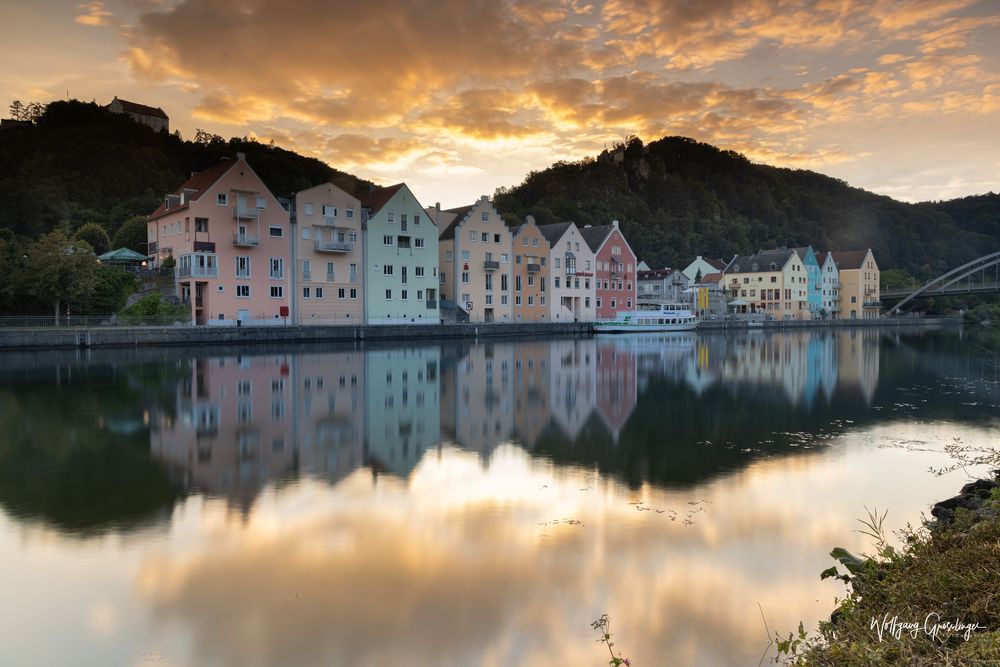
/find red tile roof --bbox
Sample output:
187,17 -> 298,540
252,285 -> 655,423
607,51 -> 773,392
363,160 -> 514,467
147,158 -> 238,220
699,272 -> 724,284
110,97 -> 168,119
705,258 -> 727,270
358,183 -> 405,216
831,250 -> 871,270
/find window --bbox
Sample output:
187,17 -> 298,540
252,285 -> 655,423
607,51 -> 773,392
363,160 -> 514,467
494,234 -> 501,243
345,209 -> 354,219
501,295 -> 508,305
596,297 -> 602,308
501,274 -> 508,291
322,205 -> 337,217
217,193 -> 228,206
384,235 -> 394,246
401,214 -> 408,226
315,287 -> 323,299
461,250 -> 470,261
385,289 -> 392,299
303,203 -> 315,215
485,294 -> 493,305
236,256 -> 251,278
555,258 -> 561,268
554,277 -> 560,288
302,259 -> 311,279
414,214 -> 421,225
585,297 -> 591,307
384,265 -> 394,275
528,276 -> 535,287
195,217 -> 208,232
237,285 -> 250,298
468,231 -> 476,242
302,228 -> 311,240
387,212 -> 395,223
415,267 -> 425,277
461,271 -> 470,283
481,232 -> 489,242
257,195 -> 267,209
270,285 -> 283,298
527,296 -> 534,306
350,288 -> 357,299
338,288 -> 345,299
501,253 -> 508,264
269,258 -> 284,279
482,211 -> 489,222
401,290 -> 408,300
515,295 -> 522,305
532,238 -> 539,247
523,236 -> 530,246
269,226 -> 283,237
415,238 -> 425,248
445,250 -> 453,261
303,287 -> 311,299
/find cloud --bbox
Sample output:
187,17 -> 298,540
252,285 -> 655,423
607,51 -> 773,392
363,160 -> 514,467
74,1 -> 112,26
323,134 -> 426,166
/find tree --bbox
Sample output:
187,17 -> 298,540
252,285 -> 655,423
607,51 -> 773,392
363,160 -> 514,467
75,222 -> 111,255
880,268 -> 919,290
694,268 -> 703,283
20,230 -> 98,323
111,216 -> 149,255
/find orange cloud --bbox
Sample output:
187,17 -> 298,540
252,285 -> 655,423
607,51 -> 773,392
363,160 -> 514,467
74,1 -> 112,27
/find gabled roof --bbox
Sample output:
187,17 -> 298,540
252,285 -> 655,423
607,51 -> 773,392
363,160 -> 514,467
816,251 -> 834,267
726,249 -> 796,274
148,158 -> 237,219
110,97 -> 168,119
698,272 -> 724,284
579,224 -> 614,253
703,257 -> 727,270
831,250 -> 871,270
358,183 -> 406,216
439,205 -> 474,240
537,222 -> 574,246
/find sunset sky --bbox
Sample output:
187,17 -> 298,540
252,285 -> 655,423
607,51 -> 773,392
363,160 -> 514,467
2,0 -> 999,208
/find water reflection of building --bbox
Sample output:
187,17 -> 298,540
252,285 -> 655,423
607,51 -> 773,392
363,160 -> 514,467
292,351 -> 365,484
441,343 -> 515,457
836,329 -> 880,404
365,347 -> 441,477
595,339 -> 637,441
548,339 -> 597,439
150,355 -> 298,507
511,341 -> 551,447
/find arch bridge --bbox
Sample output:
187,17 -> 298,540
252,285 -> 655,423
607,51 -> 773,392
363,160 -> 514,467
883,251 -> 1000,315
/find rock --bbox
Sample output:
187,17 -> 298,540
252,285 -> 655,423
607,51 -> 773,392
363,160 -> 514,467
931,505 -> 955,522
934,493 -> 985,513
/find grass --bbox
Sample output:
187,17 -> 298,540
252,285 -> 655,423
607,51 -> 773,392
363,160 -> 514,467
780,493 -> 1000,665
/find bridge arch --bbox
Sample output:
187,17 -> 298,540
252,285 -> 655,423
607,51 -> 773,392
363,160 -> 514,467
886,251 -> 1000,315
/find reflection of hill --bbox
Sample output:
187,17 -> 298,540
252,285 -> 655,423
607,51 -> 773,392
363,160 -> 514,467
0,366 -> 185,535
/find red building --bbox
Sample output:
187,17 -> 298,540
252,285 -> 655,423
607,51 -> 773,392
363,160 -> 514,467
580,221 -> 637,320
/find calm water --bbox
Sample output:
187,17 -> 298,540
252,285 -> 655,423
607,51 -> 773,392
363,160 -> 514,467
1,328 -> 998,666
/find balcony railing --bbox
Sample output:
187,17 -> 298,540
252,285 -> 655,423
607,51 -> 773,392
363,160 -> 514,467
426,300 -> 437,309
233,233 -> 259,247
302,271 -> 311,282
315,238 -> 353,253
233,205 -> 259,220
326,272 -> 335,282
864,300 -> 882,308
178,265 -> 219,278
527,263 -> 541,273
484,260 -> 500,271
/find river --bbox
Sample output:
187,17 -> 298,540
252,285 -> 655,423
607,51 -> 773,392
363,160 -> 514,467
0,327 -> 997,666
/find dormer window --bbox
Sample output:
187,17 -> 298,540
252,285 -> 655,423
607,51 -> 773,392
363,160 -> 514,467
217,193 -> 228,206
751,263 -> 759,271
770,263 -> 777,270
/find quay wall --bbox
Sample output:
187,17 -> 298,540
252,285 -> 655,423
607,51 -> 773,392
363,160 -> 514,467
0,317 -> 960,351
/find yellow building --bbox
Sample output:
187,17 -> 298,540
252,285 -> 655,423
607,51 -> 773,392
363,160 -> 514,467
833,249 -> 880,320
724,248 -> 810,320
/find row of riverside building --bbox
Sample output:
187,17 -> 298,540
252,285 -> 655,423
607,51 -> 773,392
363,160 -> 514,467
146,153 -> 878,325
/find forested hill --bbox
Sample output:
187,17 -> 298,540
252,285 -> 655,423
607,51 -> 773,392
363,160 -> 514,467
493,136 -> 999,278
0,100 -> 373,241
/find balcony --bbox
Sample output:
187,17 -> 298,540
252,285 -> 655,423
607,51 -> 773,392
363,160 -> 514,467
233,205 -> 259,220
302,271 -> 311,282
426,300 -> 437,309
326,272 -> 335,282
484,260 -> 500,271
864,300 -> 882,308
193,241 -> 216,253
527,263 -> 541,273
233,233 -> 259,247
178,265 -> 219,278
315,238 -> 353,253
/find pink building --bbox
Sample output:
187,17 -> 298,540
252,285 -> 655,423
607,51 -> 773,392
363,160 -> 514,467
147,153 -> 291,325
580,221 -> 637,320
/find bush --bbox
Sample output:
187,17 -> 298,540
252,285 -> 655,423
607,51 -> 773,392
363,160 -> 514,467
118,294 -> 189,324
75,222 -> 111,255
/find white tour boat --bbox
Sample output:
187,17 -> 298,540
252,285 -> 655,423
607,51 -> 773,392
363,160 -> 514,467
594,303 -> 699,333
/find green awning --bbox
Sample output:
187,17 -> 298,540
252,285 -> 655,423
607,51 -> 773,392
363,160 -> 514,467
98,247 -> 148,263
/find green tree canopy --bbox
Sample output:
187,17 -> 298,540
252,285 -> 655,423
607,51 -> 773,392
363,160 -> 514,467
111,215 -> 148,255
20,230 -> 98,322
75,221 -> 111,255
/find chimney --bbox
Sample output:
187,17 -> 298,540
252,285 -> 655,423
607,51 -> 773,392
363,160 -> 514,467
612,219 -> 619,228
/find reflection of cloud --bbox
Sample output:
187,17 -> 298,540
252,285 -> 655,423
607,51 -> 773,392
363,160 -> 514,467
133,436 -> 965,666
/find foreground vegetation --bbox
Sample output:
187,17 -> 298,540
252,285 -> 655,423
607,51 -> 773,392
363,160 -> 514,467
780,475 -> 1000,665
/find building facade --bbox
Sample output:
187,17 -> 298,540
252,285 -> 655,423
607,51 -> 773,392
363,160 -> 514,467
794,246 -> 822,318
581,221 -> 637,320
538,222 -> 597,322
290,183 -> 364,324
360,184 -> 439,324
833,249 -> 880,320
683,256 -> 728,283
638,268 -> 690,305
724,249 -> 810,320
147,154 -> 291,325
816,252 -> 841,318
107,96 -> 169,132
437,196 -> 514,323
510,216 -> 550,321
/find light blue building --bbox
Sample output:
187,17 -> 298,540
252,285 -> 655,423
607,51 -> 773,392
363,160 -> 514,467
795,246 -> 822,318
